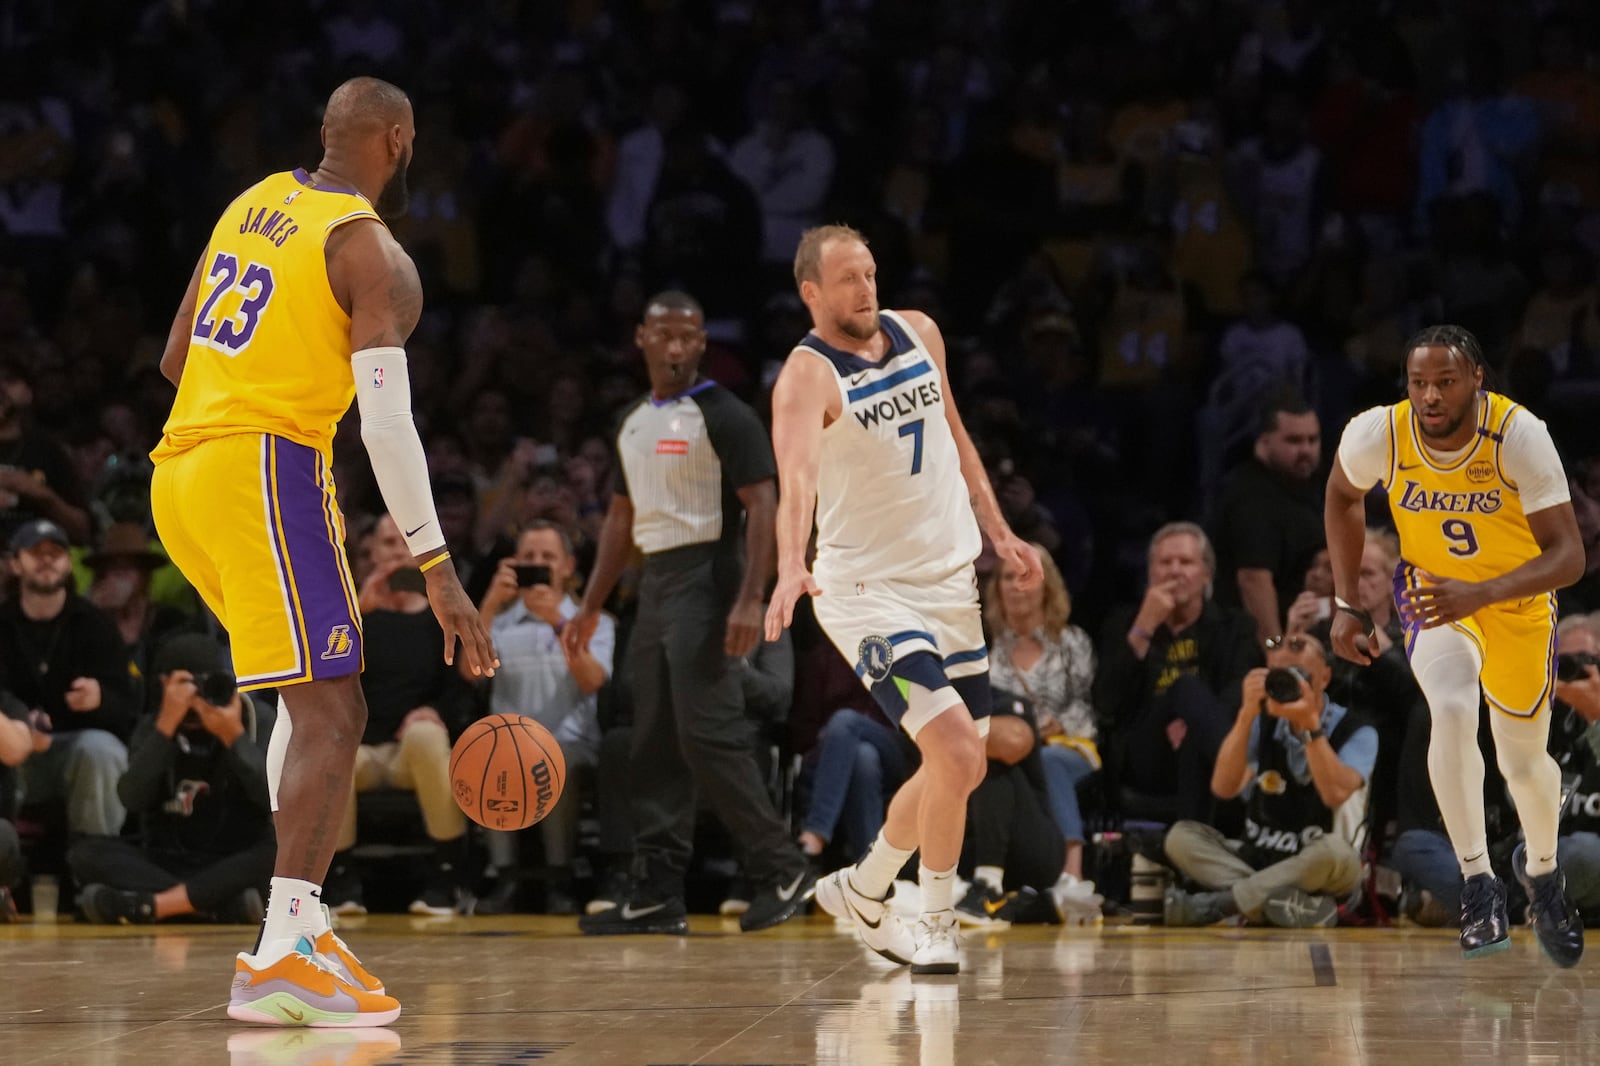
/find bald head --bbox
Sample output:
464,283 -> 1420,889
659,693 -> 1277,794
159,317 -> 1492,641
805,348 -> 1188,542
323,77 -> 411,143
316,77 -> 414,219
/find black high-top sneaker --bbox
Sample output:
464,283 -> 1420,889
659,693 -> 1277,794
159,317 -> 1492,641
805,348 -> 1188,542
1513,844 -> 1585,968
1459,872 -> 1510,958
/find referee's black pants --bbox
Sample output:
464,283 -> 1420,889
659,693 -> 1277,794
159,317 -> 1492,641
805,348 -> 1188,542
628,544 -> 803,895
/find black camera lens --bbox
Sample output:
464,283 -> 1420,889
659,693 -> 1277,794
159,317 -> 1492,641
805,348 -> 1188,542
194,671 -> 237,707
1557,652 -> 1599,683
1264,666 -> 1309,703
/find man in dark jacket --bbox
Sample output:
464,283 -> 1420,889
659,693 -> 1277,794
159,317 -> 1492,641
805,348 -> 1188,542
1093,521 -> 1262,823
68,634 -> 276,923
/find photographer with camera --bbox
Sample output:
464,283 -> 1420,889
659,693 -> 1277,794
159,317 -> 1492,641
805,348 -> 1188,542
473,520 -> 613,914
1547,614 -> 1600,919
1162,632 -> 1377,927
68,634 -> 276,923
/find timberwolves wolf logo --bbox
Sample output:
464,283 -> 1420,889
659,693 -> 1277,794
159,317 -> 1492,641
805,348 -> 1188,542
321,624 -> 354,660
859,635 -> 894,681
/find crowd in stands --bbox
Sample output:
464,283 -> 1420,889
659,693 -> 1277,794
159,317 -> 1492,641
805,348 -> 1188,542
3,0 -> 1600,930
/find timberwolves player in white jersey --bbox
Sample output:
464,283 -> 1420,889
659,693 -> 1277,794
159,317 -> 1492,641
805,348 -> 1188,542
766,225 -> 1043,973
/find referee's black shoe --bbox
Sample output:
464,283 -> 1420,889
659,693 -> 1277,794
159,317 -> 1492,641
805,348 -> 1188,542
740,866 -> 818,932
1514,843 -> 1585,968
1459,872 -> 1510,959
578,890 -> 689,936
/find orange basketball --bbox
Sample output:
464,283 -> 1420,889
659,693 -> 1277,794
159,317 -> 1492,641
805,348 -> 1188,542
449,714 -> 566,831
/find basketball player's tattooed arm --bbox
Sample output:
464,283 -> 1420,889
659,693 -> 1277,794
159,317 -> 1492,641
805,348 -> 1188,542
159,253 -> 206,385
564,493 -> 635,657
1400,502 -> 1586,628
764,351 -> 832,639
1324,454 -> 1374,664
900,309 -> 1043,590
328,219 -> 423,350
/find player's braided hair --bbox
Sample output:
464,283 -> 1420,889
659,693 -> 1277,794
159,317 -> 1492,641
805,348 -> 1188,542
1402,324 -> 1499,391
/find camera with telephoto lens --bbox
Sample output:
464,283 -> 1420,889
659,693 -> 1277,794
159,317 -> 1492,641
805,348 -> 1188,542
1264,665 -> 1310,704
193,671 -> 237,707
1557,652 -> 1600,683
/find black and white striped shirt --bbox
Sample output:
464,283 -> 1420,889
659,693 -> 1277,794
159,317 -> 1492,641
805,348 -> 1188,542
615,380 -> 775,555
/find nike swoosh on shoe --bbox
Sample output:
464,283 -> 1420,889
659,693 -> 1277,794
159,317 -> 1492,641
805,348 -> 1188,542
621,902 -> 666,920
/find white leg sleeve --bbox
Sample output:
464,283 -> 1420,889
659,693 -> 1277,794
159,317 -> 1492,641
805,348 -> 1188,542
1488,702 -> 1563,870
267,695 -> 293,813
1412,625 -> 1490,874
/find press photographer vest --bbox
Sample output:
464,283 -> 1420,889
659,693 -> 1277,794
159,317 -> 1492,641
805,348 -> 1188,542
1240,711 -> 1362,870
1553,707 -> 1600,835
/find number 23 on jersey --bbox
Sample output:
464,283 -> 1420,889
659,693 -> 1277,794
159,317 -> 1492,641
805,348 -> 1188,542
192,251 -> 277,356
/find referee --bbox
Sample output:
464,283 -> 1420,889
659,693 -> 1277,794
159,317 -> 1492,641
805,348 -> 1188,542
566,290 -> 814,934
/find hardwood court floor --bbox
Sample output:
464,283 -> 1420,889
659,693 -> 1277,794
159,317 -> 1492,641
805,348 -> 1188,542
2,913 -> 1597,1066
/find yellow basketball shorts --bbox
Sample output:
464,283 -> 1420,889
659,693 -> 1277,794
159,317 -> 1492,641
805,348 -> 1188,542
151,433 -> 363,690
1397,561 -> 1557,718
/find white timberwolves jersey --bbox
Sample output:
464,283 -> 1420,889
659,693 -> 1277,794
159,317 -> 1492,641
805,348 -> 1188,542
797,309 -> 982,587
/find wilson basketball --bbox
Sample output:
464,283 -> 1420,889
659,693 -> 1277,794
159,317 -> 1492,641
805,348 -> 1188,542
449,714 -> 566,831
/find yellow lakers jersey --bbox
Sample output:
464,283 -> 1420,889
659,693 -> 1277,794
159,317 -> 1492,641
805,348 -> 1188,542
1385,391 -> 1540,583
151,170 -> 383,464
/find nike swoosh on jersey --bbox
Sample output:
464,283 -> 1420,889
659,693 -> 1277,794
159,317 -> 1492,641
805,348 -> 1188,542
850,371 -> 870,385
620,901 -> 667,920
1396,463 -> 1419,471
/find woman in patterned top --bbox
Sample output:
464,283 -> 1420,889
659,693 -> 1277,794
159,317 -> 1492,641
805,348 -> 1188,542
985,546 -> 1100,892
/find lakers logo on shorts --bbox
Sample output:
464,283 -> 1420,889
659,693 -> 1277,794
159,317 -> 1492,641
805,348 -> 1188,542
320,624 -> 354,660
859,635 -> 894,681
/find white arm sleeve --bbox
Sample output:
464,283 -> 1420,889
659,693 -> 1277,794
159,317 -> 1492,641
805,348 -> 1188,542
1499,409 -> 1572,514
351,347 -> 446,557
1335,406 -> 1392,491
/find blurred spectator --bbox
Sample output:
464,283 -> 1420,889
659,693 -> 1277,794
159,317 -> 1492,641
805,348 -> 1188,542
1163,631 -> 1374,927
607,80 -> 693,252
984,545 -> 1100,896
68,634 -> 275,925
1229,92 -> 1327,283
0,362 -> 88,544
0,686 -> 33,920
1548,614 -> 1600,919
325,515 -> 475,918
1514,15 -> 1600,211
727,77 -> 836,266
1211,389 -> 1324,642
475,521 -> 613,915
1093,522 -> 1261,824
84,522 -> 193,676
2,519 -> 136,837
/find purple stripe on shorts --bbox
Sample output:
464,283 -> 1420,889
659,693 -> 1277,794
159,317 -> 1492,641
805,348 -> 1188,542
1392,558 -> 1420,657
272,436 -> 362,680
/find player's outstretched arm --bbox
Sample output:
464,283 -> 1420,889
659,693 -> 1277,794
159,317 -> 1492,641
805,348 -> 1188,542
902,308 -> 1042,590
159,253 -> 206,386
334,220 -> 497,677
764,352 -> 829,639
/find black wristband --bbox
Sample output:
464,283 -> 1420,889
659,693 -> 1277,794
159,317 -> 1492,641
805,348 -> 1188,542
1334,596 -> 1377,638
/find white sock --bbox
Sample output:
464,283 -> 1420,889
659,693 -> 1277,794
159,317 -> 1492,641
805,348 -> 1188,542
920,863 -> 956,915
852,831 -> 916,900
974,865 -> 1005,894
1458,849 -> 1493,879
258,876 -> 324,956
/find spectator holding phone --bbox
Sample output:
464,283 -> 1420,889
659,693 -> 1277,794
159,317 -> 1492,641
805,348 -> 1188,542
473,520 -> 614,913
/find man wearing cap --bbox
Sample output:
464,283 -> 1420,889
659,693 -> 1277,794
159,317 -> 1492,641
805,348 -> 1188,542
86,522 -> 195,676
0,518 -> 139,839
68,633 -> 277,924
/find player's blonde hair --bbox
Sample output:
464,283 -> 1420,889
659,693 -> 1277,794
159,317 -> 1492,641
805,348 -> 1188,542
793,224 -> 867,290
984,544 -> 1071,639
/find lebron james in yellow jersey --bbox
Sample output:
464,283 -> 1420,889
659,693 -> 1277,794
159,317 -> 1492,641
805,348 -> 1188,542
1326,325 -> 1585,968
151,77 -> 496,1028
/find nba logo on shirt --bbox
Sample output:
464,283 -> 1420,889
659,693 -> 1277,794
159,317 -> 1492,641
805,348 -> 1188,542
321,625 -> 354,660
288,897 -> 300,917
373,367 -> 384,388
283,189 -> 303,206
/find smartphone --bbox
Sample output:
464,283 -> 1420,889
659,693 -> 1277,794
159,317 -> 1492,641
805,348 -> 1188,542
390,567 -> 427,594
515,564 -> 552,588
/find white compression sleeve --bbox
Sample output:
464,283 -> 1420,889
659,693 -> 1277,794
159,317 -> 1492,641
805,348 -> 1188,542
267,695 -> 292,813
1412,625 -> 1491,875
351,346 -> 446,556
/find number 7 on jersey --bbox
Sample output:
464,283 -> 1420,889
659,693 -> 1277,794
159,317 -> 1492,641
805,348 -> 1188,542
899,418 -> 924,475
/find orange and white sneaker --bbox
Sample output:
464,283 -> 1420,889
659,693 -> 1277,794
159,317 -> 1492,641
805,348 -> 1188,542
316,907 -> 385,995
228,936 -> 401,1028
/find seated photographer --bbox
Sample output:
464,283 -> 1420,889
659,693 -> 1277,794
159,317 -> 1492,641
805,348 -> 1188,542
325,514 -> 477,917
474,520 -> 613,915
1547,613 -> 1600,919
0,689 -> 36,920
68,634 -> 276,924
1162,632 -> 1376,927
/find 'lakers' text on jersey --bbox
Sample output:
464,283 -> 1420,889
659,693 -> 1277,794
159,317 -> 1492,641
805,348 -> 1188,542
797,310 -> 981,587
152,169 -> 382,464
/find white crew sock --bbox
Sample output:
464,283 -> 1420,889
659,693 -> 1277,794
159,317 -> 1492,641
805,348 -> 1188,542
257,876 -> 324,958
974,865 -> 1005,894
852,831 -> 916,900
920,863 -> 956,915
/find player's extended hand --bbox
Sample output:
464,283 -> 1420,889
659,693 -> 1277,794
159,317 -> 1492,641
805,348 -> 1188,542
994,534 -> 1043,591
765,568 -> 821,641
1399,570 -> 1492,630
562,608 -> 601,658
1329,608 -> 1376,666
427,570 -> 498,677
725,597 -> 763,658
